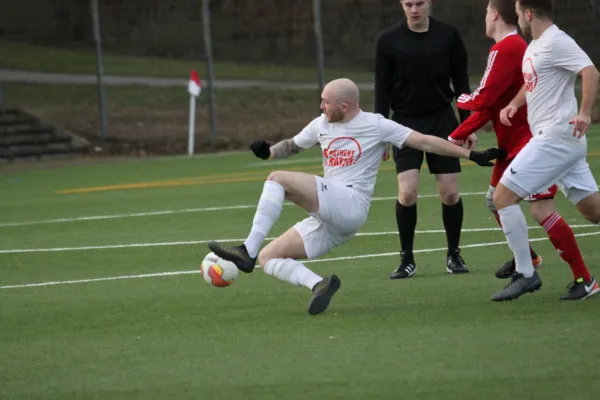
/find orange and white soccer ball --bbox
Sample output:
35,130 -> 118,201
200,252 -> 239,287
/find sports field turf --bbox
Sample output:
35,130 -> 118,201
1,132 -> 600,399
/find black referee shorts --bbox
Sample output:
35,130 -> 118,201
392,107 -> 462,175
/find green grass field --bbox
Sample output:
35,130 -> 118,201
2,132 -> 600,399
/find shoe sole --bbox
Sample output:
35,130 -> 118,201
308,275 -> 341,315
585,286 -> 600,299
491,281 -> 542,302
208,242 -> 254,273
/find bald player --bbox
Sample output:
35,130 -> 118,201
208,78 -> 504,315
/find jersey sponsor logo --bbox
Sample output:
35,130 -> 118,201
522,58 -> 538,92
323,137 -> 362,167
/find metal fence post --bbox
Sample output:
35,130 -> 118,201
202,0 -> 217,147
312,0 -> 326,99
90,0 -> 108,141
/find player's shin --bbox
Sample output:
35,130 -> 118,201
263,258 -> 323,289
498,205 -> 535,277
244,181 -> 285,258
542,212 -> 592,281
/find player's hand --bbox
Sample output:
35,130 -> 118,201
500,105 -> 518,126
569,114 -> 591,138
466,133 -> 478,151
250,140 -> 272,160
382,144 -> 390,161
468,148 -> 507,167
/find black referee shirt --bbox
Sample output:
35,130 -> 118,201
374,17 -> 471,123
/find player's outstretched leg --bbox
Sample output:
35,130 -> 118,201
491,184 -> 542,301
209,171 -> 320,273
486,185 -> 542,279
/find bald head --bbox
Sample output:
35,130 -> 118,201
320,78 -> 361,122
323,78 -> 360,106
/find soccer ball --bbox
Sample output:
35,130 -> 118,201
200,252 -> 239,287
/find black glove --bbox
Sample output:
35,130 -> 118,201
250,140 -> 272,160
468,148 -> 507,167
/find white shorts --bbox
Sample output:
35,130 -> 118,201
293,176 -> 369,259
500,135 -> 598,205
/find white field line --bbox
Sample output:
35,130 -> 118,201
2,230 -> 599,290
0,224 -> 597,255
0,192 -> 487,228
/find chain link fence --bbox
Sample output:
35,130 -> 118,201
1,0 -> 598,155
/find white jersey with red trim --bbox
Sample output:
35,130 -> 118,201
293,111 -> 413,200
522,24 -> 593,144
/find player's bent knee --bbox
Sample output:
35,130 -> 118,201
493,185 -> 519,210
581,209 -> 600,225
440,191 -> 460,206
575,192 -> 600,225
398,188 -> 419,205
267,170 -> 285,183
528,200 -> 556,224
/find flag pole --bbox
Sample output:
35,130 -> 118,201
187,70 -> 202,156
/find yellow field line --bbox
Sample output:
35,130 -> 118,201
57,164 -> 324,194
57,151 -> 600,194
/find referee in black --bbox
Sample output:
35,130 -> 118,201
375,0 -> 474,279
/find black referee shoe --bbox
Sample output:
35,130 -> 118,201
390,251 -> 417,279
446,249 -> 469,274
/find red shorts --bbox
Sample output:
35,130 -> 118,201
491,158 -> 558,201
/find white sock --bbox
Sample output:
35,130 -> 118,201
263,258 -> 323,290
498,204 -> 535,278
243,181 -> 285,258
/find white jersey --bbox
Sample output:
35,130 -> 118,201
293,111 -> 413,200
522,24 -> 594,144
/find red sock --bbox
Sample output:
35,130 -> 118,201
542,212 -> 591,281
493,210 -> 537,258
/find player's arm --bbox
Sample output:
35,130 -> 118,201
250,117 -> 320,160
456,48 -> 514,112
551,36 -> 599,136
500,85 -> 527,126
374,33 -> 393,118
508,84 -> 527,108
449,27 -> 471,123
268,139 -> 305,159
378,116 -> 504,166
449,110 -> 493,143
578,65 -> 600,119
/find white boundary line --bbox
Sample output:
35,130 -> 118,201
2,231 -> 599,290
0,224 -> 597,254
0,192 -> 488,228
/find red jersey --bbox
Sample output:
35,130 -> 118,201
450,32 -> 531,160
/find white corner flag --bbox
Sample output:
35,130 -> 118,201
187,70 -> 202,156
